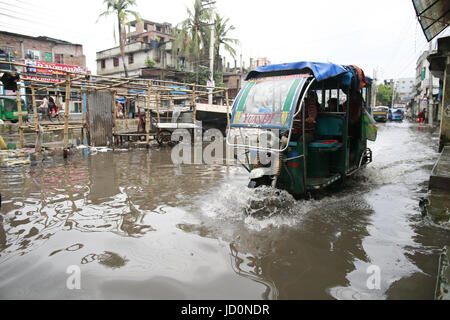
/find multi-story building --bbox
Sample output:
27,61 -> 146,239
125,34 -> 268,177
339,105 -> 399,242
0,30 -> 86,68
389,77 -> 415,106
250,57 -> 271,69
127,20 -> 175,45
0,30 -> 87,113
96,19 -> 192,80
414,50 -> 440,120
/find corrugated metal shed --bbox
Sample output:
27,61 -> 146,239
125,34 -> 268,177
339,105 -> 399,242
88,90 -> 113,146
412,0 -> 449,41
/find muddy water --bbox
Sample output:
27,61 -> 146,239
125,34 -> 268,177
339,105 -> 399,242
0,121 -> 448,299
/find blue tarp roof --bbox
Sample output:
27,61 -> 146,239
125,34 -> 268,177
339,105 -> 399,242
169,85 -> 187,95
246,61 -> 349,82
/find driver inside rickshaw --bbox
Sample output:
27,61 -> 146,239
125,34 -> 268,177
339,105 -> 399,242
291,90 -> 318,143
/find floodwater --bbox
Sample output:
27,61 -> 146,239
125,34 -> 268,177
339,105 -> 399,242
0,121 -> 449,300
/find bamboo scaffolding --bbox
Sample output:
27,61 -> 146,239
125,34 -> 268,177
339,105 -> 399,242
16,86 -> 24,148
3,61 -> 230,153
63,73 -> 71,154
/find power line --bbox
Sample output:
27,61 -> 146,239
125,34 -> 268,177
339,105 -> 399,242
0,9 -> 112,42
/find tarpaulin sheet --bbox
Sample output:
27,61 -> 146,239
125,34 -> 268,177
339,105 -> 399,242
246,61 -> 348,82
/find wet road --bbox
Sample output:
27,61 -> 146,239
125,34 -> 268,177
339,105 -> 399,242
0,121 -> 449,299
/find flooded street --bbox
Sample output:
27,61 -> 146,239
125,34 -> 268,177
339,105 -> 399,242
0,120 -> 449,300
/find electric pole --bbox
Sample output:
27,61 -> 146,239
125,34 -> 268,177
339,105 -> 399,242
208,25 -> 214,104
203,0 -> 216,105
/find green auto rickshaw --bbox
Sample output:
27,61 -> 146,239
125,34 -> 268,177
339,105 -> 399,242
226,61 -> 378,198
0,96 -> 28,123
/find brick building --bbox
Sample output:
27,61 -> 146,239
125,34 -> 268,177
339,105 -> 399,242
0,31 -> 87,113
0,30 -> 86,68
127,20 -> 175,45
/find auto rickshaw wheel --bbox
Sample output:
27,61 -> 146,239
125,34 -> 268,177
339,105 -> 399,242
156,130 -> 172,146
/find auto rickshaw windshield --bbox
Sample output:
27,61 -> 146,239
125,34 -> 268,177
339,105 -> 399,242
231,74 -> 309,130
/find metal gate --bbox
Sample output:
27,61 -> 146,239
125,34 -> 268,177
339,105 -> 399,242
87,90 -> 113,146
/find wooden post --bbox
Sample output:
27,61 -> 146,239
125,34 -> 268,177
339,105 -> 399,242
16,86 -> 24,148
85,90 -> 91,147
156,92 -> 161,124
146,97 -> 150,145
63,73 -> 71,154
147,86 -> 152,144
112,90 -> 117,145
80,89 -> 85,144
125,96 -> 129,130
31,85 -> 38,131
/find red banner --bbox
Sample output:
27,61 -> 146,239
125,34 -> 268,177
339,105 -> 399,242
23,59 -> 87,75
22,75 -> 64,83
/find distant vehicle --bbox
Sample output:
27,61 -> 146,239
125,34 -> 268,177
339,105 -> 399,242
389,107 -> 404,121
0,96 -> 28,123
373,106 -> 389,122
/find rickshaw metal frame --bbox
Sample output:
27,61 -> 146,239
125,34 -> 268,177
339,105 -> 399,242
226,77 -> 316,155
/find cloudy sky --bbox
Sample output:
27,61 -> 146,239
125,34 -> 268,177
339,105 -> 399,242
1,0 -> 449,82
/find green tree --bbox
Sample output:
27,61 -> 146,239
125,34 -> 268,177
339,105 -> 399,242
173,0 -> 213,84
213,13 -> 239,72
376,84 -> 393,107
98,0 -> 141,78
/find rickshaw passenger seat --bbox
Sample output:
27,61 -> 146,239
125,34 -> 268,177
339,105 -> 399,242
309,116 -> 344,150
315,116 -> 344,140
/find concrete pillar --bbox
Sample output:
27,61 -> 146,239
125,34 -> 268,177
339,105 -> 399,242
438,59 -> 450,151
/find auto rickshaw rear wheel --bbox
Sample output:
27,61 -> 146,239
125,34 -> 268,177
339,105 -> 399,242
156,130 -> 173,146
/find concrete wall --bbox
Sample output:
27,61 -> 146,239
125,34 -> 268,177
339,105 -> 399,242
96,42 -> 191,77
439,60 -> 450,150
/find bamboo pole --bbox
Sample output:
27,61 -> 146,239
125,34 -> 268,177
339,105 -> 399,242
112,90 -> 117,140
31,85 -> 38,130
16,86 -> 24,148
80,89 -> 85,142
63,73 -> 71,153
145,97 -> 150,145
147,86 -> 152,144
156,92 -> 161,124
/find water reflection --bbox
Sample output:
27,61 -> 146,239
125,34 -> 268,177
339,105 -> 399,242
81,251 -> 129,269
179,184 -> 375,299
0,121 -> 448,299
0,150 -> 226,262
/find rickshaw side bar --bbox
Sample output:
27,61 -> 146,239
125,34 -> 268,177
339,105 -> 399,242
321,82 -> 325,110
337,83 -> 340,111
344,87 -> 350,171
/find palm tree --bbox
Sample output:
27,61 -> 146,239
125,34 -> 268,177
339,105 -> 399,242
98,0 -> 140,78
213,13 -> 239,72
173,0 -> 213,84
